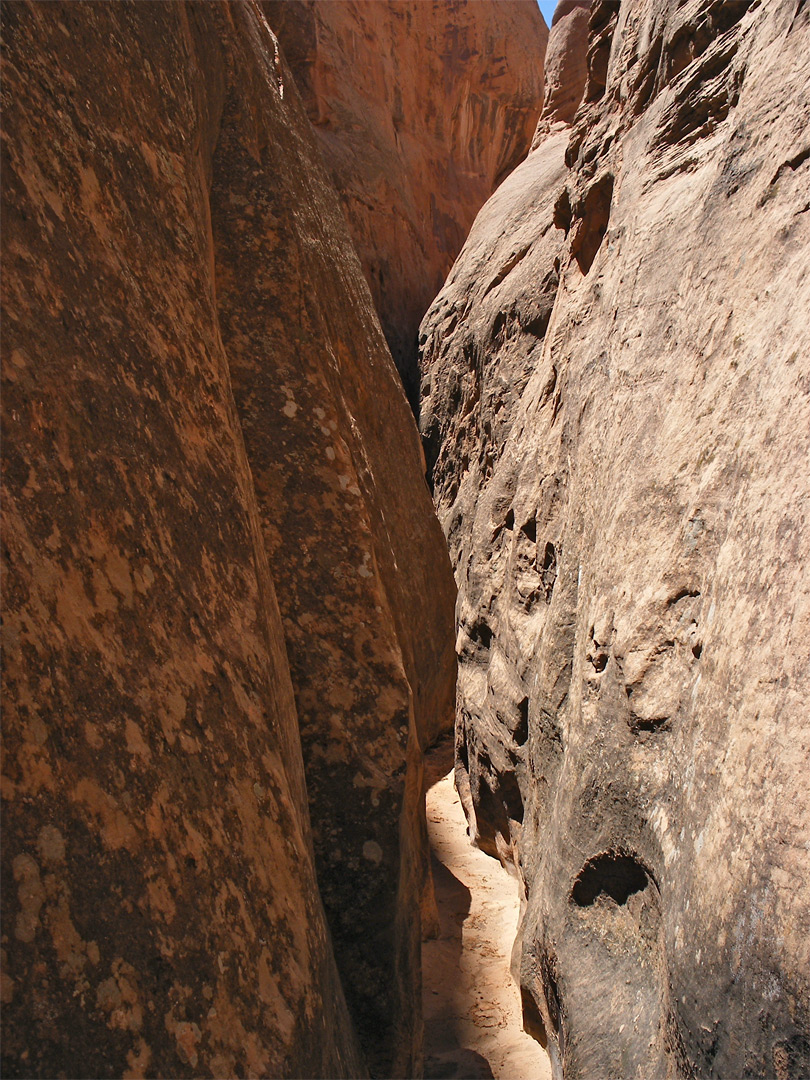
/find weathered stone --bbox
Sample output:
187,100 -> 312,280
420,2 -> 810,1076
208,8 -> 457,1074
532,0 -> 590,143
1,3 -> 455,1078
264,0 -> 548,407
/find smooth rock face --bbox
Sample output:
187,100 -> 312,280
421,2 -> 810,1077
532,0 -> 590,143
1,3 -> 454,1078
264,0 -> 548,407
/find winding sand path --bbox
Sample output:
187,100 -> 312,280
422,740 -> 552,1080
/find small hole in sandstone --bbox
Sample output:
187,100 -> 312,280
540,542 -> 557,601
520,517 -> 537,542
521,986 -> 548,1048
571,851 -> 650,907
553,188 -> 572,233
469,620 -> 493,650
592,652 -> 608,673
572,172 -> 614,274
632,716 -> 670,733
514,697 -> 529,746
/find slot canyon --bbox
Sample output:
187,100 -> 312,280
1,1 -> 808,1078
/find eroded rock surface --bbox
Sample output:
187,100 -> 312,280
421,1 -> 810,1076
264,0 -> 548,406
1,3 -> 455,1077
532,0 -> 590,143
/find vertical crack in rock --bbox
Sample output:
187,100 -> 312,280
264,0 -> 548,409
190,6 -> 459,1076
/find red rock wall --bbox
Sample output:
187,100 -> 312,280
1,2 -> 455,1077
420,1 -> 810,1076
264,0 -> 548,406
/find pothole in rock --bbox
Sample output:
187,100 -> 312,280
422,738 -> 551,1080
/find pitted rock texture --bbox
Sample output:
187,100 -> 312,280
420,1 -> 810,1077
1,3 -> 455,1078
264,0 -> 548,407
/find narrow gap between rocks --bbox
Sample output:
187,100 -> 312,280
422,738 -> 552,1080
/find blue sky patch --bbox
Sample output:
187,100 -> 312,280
537,0 -> 557,27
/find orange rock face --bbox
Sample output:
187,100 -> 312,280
265,0 -> 548,406
1,2 -> 454,1077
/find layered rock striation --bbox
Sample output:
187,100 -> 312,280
264,0 -> 548,407
1,3 -> 455,1077
421,1 -> 810,1076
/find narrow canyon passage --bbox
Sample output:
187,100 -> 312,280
3,3 -> 808,1077
422,740 -> 552,1080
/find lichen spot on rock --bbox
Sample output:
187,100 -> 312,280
362,840 -> 383,865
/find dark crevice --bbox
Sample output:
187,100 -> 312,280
631,715 -> 671,733
483,242 -> 533,298
521,987 -> 548,1048
770,144 -> 810,186
553,187 -> 573,233
541,950 -> 564,1039
458,721 -> 470,774
468,619 -> 493,650
571,173 -> 614,274
514,697 -> 529,746
571,852 -> 651,907
667,587 -> 700,606
520,517 -> 537,543
540,541 -> 557,601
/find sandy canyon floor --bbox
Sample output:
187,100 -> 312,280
422,741 -> 552,1080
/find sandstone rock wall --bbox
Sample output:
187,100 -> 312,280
420,1 -> 810,1076
532,0 -> 590,143
1,3 -> 455,1077
264,0 -> 548,407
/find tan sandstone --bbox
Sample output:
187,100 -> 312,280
532,0 -> 590,143
420,1 -> 810,1076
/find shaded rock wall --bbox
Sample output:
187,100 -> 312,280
264,0 -> 548,407
1,2 -> 455,1077
420,1 -> 810,1076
